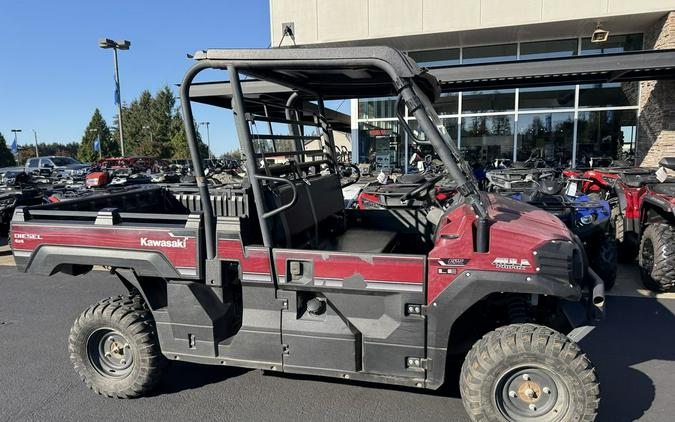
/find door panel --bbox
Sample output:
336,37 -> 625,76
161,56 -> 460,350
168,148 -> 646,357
274,249 -> 426,378
216,239 -> 282,366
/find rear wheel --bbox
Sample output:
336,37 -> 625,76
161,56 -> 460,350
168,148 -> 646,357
68,295 -> 166,398
460,324 -> 599,422
639,224 -> 675,292
589,235 -> 617,290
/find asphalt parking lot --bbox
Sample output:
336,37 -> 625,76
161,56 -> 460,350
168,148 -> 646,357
1,263 -> 674,421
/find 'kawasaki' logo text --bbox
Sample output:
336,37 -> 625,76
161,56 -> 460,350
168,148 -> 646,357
140,237 -> 187,248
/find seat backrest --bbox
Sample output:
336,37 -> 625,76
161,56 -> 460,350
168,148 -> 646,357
266,173 -> 344,247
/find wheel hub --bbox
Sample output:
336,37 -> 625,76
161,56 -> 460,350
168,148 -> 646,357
88,329 -> 134,378
497,367 -> 565,420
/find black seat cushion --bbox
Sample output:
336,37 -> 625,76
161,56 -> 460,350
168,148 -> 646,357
323,228 -> 397,253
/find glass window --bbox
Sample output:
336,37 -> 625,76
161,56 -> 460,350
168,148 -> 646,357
462,89 -> 516,113
519,86 -> 576,110
460,116 -> 514,167
406,117 -> 461,173
516,113 -> 574,166
357,97 -> 397,119
580,33 -> 643,55
27,158 -> 38,168
435,92 -> 459,115
462,44 -> 517,64
358,121 -> 403,172
519,39 -> 578,60
578,82 -> 638,107
408,48 -> 460,68
576,110 -> 637,166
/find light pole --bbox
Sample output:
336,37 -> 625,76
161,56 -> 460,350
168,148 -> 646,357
31,129 -> 39,157
142,125 -> 154,145
99,38 -> 130,156
199,121 -> 212,159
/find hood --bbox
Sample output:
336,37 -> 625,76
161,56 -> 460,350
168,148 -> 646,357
486,193 -> 574,243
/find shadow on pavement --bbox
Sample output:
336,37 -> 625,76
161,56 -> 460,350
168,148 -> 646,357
153,361 -> 250,396
579,296 -> 675,422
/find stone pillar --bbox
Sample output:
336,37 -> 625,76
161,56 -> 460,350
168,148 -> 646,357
637,11 -> 675,167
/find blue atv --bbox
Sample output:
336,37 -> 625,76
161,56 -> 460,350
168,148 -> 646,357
488,169 -> 617,289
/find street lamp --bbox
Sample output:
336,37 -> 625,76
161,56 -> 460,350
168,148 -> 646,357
142,125 -> 154,144
99,38 -> 130,156
199,121 -> 212,160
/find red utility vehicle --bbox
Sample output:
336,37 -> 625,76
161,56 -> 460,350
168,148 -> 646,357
10,47 -> 603,421
572,160 -> 675,291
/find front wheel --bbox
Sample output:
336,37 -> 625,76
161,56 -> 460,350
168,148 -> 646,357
639,223 -> 675,292
68,296 -> 167,398
589,235 -> 617,291
460,324 -> 600,422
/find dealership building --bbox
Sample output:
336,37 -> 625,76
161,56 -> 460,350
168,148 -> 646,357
269,0 -> 675,171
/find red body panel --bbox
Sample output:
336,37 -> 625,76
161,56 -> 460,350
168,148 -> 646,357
427,194 -> 572,302
581,170 -> 619,193
274,249 -> 425,285
218,239 -> 272,276
11,224 -> 199,270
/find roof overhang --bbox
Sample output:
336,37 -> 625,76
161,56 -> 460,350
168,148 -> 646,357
433,49 -> 675,91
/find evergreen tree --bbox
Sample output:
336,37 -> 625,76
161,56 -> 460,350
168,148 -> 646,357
78,109 -> 117,162
169,112 -> 210,159
0,132 -> 16,167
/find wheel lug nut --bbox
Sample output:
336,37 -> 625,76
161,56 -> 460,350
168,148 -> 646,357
120,360 -> 126,365
522,374 -> 530,381
543,387 -> 551,394
508,390 -> 517,398
124,344 -> 131,349
104,352 -> 112,357
529,404 -> 537,411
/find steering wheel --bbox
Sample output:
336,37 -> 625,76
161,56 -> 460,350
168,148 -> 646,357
400,175 -> 444,203
339,163 -> 361,188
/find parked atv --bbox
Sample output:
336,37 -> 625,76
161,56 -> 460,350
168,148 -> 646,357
638,157 -> 675,292
488,170 -> 617,289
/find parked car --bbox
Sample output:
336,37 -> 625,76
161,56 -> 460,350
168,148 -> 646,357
25,156 -> 90,178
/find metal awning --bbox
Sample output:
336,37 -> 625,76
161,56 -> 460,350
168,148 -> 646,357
433,49 -> 675,91
187,80 -> 352,132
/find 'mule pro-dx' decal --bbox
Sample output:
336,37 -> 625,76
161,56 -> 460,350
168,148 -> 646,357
492,257 -> 532,271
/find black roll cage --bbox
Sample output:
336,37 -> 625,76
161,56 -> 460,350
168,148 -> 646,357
179,48 -> 488,259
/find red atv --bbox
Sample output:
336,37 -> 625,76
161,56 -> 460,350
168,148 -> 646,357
574,159 -> 675,291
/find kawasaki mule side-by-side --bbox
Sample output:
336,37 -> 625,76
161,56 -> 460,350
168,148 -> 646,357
10,47 -> 603,421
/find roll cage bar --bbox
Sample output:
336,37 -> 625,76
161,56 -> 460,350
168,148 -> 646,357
179,46 -> 488,259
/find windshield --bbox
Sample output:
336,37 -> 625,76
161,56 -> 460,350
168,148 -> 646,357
51,157 -> 81,166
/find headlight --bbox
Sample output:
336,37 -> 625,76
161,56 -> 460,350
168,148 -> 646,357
579,215 -> 594,225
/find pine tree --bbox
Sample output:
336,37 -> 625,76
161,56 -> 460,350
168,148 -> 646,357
78,109 -> 117,163
0,132 -> 16,167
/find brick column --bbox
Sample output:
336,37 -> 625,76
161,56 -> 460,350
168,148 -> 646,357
637,11 -> 675,167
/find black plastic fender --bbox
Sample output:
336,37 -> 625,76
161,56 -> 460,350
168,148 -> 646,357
425,269 -> 582,389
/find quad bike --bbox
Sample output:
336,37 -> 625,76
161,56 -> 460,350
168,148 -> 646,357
637,158 -> 675,292
11,46 -> 603,422
488,170 -> 617,289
